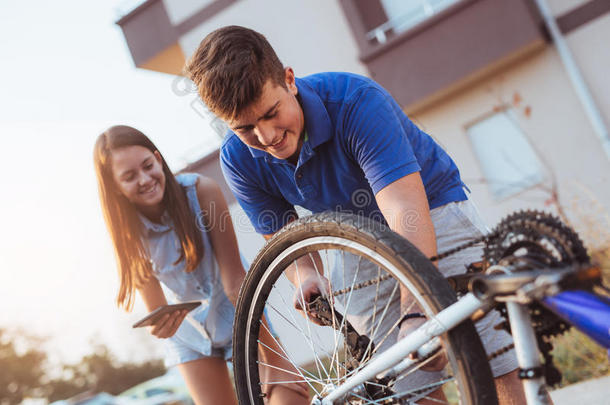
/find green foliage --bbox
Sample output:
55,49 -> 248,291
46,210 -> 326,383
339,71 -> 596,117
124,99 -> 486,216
0,328 -> 166,404
551,328 -> 610,388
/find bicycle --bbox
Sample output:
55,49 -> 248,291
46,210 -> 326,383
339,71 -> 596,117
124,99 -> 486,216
232,210 -> 610,404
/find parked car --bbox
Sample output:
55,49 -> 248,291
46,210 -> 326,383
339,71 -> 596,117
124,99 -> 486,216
50,391 -> 132,405
117,369 -> 192,405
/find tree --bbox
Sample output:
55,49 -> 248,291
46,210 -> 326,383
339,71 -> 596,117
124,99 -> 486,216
46,342 -> 166,401
0,328 -> 167,404
53,343 -> 165,398
0,328 -> 47,405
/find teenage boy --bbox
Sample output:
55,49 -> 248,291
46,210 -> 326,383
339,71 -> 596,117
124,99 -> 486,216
186,25 -> 525,404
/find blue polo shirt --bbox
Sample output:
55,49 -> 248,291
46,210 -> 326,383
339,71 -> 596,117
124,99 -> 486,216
220,72 -> 467,235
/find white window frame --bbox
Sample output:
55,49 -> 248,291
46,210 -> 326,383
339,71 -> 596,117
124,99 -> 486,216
466,107 -> 545,201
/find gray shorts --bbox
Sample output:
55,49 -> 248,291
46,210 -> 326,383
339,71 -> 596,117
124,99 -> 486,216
330,199 -> 517,390
431,199 -> 517,377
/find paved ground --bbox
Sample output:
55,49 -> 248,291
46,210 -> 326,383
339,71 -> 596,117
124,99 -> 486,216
549,375 -> 610,404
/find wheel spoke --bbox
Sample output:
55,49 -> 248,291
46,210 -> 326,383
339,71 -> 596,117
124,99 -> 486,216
392,351 -> 450,386
257,320 -> 320,383
333,253 -> 362,382
266,291 -> 337,372
373,300 -> 418,358
324,249 -> 344,381
309,251 -> 343,380
363,279 -> 399,358
294,259 -> 332,382
369,264 -> 382,336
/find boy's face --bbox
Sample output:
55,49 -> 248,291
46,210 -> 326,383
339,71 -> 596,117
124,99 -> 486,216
228,68 -> 305,162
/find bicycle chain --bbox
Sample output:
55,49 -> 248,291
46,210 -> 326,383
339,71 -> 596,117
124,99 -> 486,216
331,273 -> 393,297
329,231 -> 493,298
328,231 -> 507,363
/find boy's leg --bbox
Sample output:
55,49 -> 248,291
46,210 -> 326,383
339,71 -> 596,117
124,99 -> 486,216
496,370 -> 528,405
432,199 -> 527,405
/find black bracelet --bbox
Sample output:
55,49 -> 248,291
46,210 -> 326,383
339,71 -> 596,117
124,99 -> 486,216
397,312 -> 426,329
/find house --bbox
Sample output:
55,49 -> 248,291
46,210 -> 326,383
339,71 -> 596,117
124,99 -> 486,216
116,0 -> 610,259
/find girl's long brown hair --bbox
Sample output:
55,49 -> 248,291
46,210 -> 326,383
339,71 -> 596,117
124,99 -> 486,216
94,125 -> 204,310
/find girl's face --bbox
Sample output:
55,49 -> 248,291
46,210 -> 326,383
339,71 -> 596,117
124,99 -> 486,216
111,145 -> 166,215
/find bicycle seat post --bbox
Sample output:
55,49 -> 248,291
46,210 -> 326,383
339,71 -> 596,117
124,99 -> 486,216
505,302 -> 551,405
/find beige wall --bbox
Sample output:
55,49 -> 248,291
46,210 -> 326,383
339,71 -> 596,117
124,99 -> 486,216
563,13 -> 610,127
178,0 -> 368,77
412,26 -> 610,228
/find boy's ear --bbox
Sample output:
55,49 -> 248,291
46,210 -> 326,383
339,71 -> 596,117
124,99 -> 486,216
284,67 -> 297,95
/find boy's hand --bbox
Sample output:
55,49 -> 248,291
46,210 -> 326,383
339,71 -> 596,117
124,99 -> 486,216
149,309 -> 189,339
293,274 -> 331,325
398,317 -> 447,371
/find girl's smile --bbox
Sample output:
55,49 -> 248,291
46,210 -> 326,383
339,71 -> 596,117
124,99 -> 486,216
110,145 -> 166,219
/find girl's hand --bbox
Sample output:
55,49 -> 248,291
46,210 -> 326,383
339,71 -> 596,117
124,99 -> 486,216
149,309 -> 189,339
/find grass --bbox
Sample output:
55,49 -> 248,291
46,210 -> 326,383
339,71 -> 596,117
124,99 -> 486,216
550,324 -> 610,388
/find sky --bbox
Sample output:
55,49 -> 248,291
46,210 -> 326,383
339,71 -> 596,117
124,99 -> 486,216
0,0 -> 222,363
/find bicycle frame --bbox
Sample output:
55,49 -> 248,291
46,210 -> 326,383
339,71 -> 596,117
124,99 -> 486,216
317,286 -> 610,405
542,290 -> 610,348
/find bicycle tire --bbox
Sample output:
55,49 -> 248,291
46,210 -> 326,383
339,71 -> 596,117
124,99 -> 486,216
233,212 -> 498,404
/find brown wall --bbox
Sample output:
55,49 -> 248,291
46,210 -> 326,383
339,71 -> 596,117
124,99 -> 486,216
117,0 -> 178,68
341,0 -> 546,111
118,0 -> 610,111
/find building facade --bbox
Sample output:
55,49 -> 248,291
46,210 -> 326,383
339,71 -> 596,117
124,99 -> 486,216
117,0 -> 610,261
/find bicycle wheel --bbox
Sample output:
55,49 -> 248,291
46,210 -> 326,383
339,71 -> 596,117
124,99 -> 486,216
233,212 -> 497,404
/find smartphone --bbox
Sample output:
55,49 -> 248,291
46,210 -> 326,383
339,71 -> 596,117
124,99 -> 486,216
132,301 -> 201,328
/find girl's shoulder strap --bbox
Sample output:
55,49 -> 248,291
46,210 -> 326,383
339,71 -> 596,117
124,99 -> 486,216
175,172 -> 199,188
175,172 -> 204,222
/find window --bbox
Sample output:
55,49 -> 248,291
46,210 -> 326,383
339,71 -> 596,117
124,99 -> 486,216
368,0 -> 462,43
467,110 -> 544,200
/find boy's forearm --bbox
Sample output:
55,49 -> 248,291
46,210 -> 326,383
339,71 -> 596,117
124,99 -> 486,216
391,209 -> 437,314
375,173 -> 438,314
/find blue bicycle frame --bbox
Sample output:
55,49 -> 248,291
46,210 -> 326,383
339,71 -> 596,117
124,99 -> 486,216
542,290 -> 610,348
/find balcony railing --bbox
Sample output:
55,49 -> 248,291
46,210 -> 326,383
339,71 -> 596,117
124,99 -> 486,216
366,0 -> 462,44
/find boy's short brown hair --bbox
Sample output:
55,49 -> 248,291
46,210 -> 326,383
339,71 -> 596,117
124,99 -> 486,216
184,25 -> 286,121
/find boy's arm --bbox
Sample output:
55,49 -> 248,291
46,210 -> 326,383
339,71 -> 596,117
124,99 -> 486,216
375,171 -> 437,259
341,86 -> 437,263
374,171 -> 437,314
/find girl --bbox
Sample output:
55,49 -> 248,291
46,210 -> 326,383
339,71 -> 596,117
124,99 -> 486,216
94,125 -> 307,404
